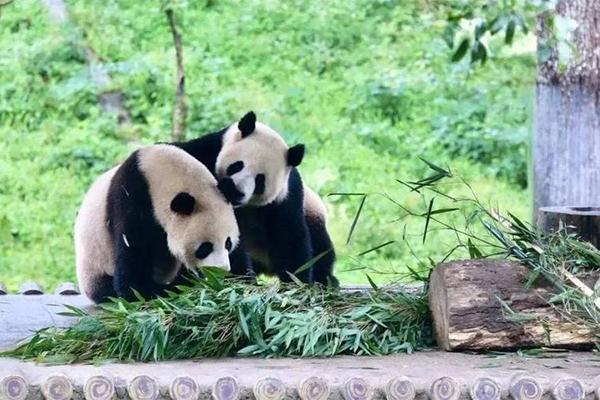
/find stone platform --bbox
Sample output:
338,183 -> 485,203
1,282 -> 599,400
1,352 -> 599,400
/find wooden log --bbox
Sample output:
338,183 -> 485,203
54,282 -> 80,296
509,375 -> 542,400
429,259 -> 596,351
42,374 -> 73,400
385,377 -> 415,400
127,375 -> 158,400
169,376 -> 198,400
212,376 -> 240,400
343,377 -> 373,400
552,378 -> 585,400
430,377 -> 460,400
83,375 -> 115,400
299,376 -> 330,400
537,206 -> 600,248
0,373 -> 28,400
253,377 -> 285,400
470,378 -> 500,400
19,282 -> 43,295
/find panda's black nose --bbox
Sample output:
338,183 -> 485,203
217,177 -> 244,205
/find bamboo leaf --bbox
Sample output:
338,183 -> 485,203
346,195 -> 367,245
422,197 -> 435,244
357,240 -> 395,257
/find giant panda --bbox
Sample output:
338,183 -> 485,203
75,144 -> 239,303
173,112 -> 337,285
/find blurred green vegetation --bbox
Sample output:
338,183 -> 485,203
0,0 -> 534,290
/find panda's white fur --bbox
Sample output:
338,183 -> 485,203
216,122 -> 292,206
75,166 -> 118,297
75,144 -> 239,301
138,145 -> 238,270
303,185 -> 328,221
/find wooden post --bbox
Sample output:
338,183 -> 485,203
533,1 -> 600,216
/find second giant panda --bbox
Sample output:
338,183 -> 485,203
173,112 -> 337,285
75,144 -> 239,303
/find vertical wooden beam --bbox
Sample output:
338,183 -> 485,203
533,1 -> 600,216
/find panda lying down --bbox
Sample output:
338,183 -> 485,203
75,144 -> 239,303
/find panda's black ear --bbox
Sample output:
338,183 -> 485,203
170,192 -> 196,215
238,111 -> 256,138
287,144 -> 305,167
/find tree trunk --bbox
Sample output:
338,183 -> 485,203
429,259 -> 596,351
533,0 -> 600,216
165,8 -> 187,141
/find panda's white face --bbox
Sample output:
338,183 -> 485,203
139,145 -> 240,272
215,113 -> 305,207
166,191 -> 239,272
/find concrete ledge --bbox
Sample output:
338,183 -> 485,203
1,352 -> 599,400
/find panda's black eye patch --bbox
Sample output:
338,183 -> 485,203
170,192 -> 195,215
195,242 -> 213,259
226,161 -> 244,176
254,174 -> 265,195
225,237 -> 232,251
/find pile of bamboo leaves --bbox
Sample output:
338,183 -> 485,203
6,269 -> 431,363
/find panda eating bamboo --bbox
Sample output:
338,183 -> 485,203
75,144 -> 239,303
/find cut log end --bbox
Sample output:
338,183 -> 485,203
42,374 -> 73,400
212,376 -> 240,400
298,376 -> 330,400
385,376 -> 415,400
254,377 -> 285,400
343,377 -> 373,400
430,377 -> 460,400
169,376 -> 198,400
84,375 -> 115,400
470,377 -> 501,400
127,375 -> 159,400
0,374 -> 28,400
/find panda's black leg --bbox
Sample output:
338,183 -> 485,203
229,243 -> 256,282
265,207 -> 314,284
89,274 -> 117,303
112,240 -> 164,301
305,215 -> 338,286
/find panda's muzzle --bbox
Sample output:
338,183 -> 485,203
217,177 -> 245,206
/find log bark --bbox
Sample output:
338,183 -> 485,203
537,206 -> 600,248
429,259 -> 595,351
533,1 -> 600,216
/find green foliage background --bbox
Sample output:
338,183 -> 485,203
0,0 -> 533,290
